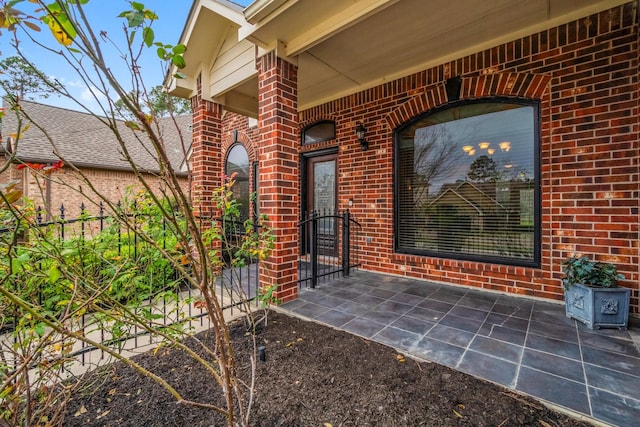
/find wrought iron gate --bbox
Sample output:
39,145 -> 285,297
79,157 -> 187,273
298,210 -> 362,288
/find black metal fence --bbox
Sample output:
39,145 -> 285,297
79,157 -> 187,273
1,202 -> 260,368
298,210 -> 362,288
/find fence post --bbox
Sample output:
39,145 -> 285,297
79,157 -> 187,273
99,202 -> 104,232
59,203 -> 66,240
342,210 -> 350,277
80,202 -> 86,240
311,211 -> 318,289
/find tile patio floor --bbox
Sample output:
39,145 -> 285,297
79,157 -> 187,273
281,271 -> 640,427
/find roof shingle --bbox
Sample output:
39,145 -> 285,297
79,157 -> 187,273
1,99 -> 191,175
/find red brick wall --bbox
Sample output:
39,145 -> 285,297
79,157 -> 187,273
191,74 -> 223,217
256,52 -> 300,302
295,3 -> 639,313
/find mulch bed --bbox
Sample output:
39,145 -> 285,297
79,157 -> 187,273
64,311 -> 591,426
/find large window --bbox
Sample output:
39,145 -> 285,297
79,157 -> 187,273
225,143 -> 250,221
395,99 -> 539,266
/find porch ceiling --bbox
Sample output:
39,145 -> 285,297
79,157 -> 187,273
170,0 -> 628,115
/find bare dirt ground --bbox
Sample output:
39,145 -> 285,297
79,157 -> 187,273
65,311 -> 592,426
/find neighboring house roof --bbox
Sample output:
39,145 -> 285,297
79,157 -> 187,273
1,99 -> 191,175
427,181 -> 509,215
168,0 -> 627,114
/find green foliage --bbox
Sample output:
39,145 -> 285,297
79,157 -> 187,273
561,255 -> 625,290
115,85 -> 192,118
0,56 -> 63,99
0,190 -> 189,326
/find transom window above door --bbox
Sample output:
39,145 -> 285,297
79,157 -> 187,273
302,120 -> 336,145
395,99 -> 540,267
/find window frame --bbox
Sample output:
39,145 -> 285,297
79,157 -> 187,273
302,120 -> 336,145
393,97 -> 541,268
224,142 -> 251,222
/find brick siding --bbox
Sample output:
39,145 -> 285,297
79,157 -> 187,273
196,2 -> 639,313
299,3 -> 639,313
1,163 -> 188,219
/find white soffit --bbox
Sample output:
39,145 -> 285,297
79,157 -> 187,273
176,0 -> 630,112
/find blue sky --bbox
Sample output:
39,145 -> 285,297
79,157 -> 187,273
0,0 -> 252,111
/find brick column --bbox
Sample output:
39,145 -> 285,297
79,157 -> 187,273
257,52 -> 299,303
190,74 -> 222,217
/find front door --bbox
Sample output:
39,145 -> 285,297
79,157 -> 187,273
305,154 -> 338,256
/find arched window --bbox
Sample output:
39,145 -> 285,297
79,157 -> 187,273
225,143 -> 250,221
394,99 -> 540,266
302,120 -> 335,144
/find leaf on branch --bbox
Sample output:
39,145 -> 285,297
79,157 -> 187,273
44,12 -> 75,47
172,44 -> 186,55
48,263 -> 61,283
34,323 -> 46,337
24,20 -> 41,32
124,120 -> 141,131
121,10 -> 145,27
172,55 -> 186,69
143,26 -> 154,47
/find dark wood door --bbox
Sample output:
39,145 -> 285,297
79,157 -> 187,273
305,154 -> 337,256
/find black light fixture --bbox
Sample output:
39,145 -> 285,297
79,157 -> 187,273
356,122 -> 368,151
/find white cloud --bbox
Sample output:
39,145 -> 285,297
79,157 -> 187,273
80,86 -> 106,103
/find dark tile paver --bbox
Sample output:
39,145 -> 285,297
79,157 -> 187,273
521,348 -> 585,383
342,317 -> 386,339
584,364 -> 639,400
459,350 -> 518,387
491,302 -> 532,319
391,315 -> 435,336
438,313 -> 482,334
412,336 -> 465,367
390,291 -> 424,306
375,299 -> 414,316
417,298 -> 454,313
315,309 -> 356,328
427,324 -> 476,348
374,326 -> 421,351
581,345 -> 640,377
291,302 -> 330,319
477,323 -> 527,346
516,367 -> 590,414
429,289 -> 466,304
525,333 -> 581,360
528,320 -> 578,343
336,300 -> 374,316
331,289 -> 361,301
469,335 -> 522,362
368,287 -> 398,300
405,306 -> 446,323
589,387 -> 640,427
457,294 -> 496,311
484,313 -> 529,332
360,308 -> 407,326
579,331 -> 640,358
448,305 -> 488,322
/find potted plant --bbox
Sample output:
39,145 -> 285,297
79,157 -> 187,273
562,255 -> 630,330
